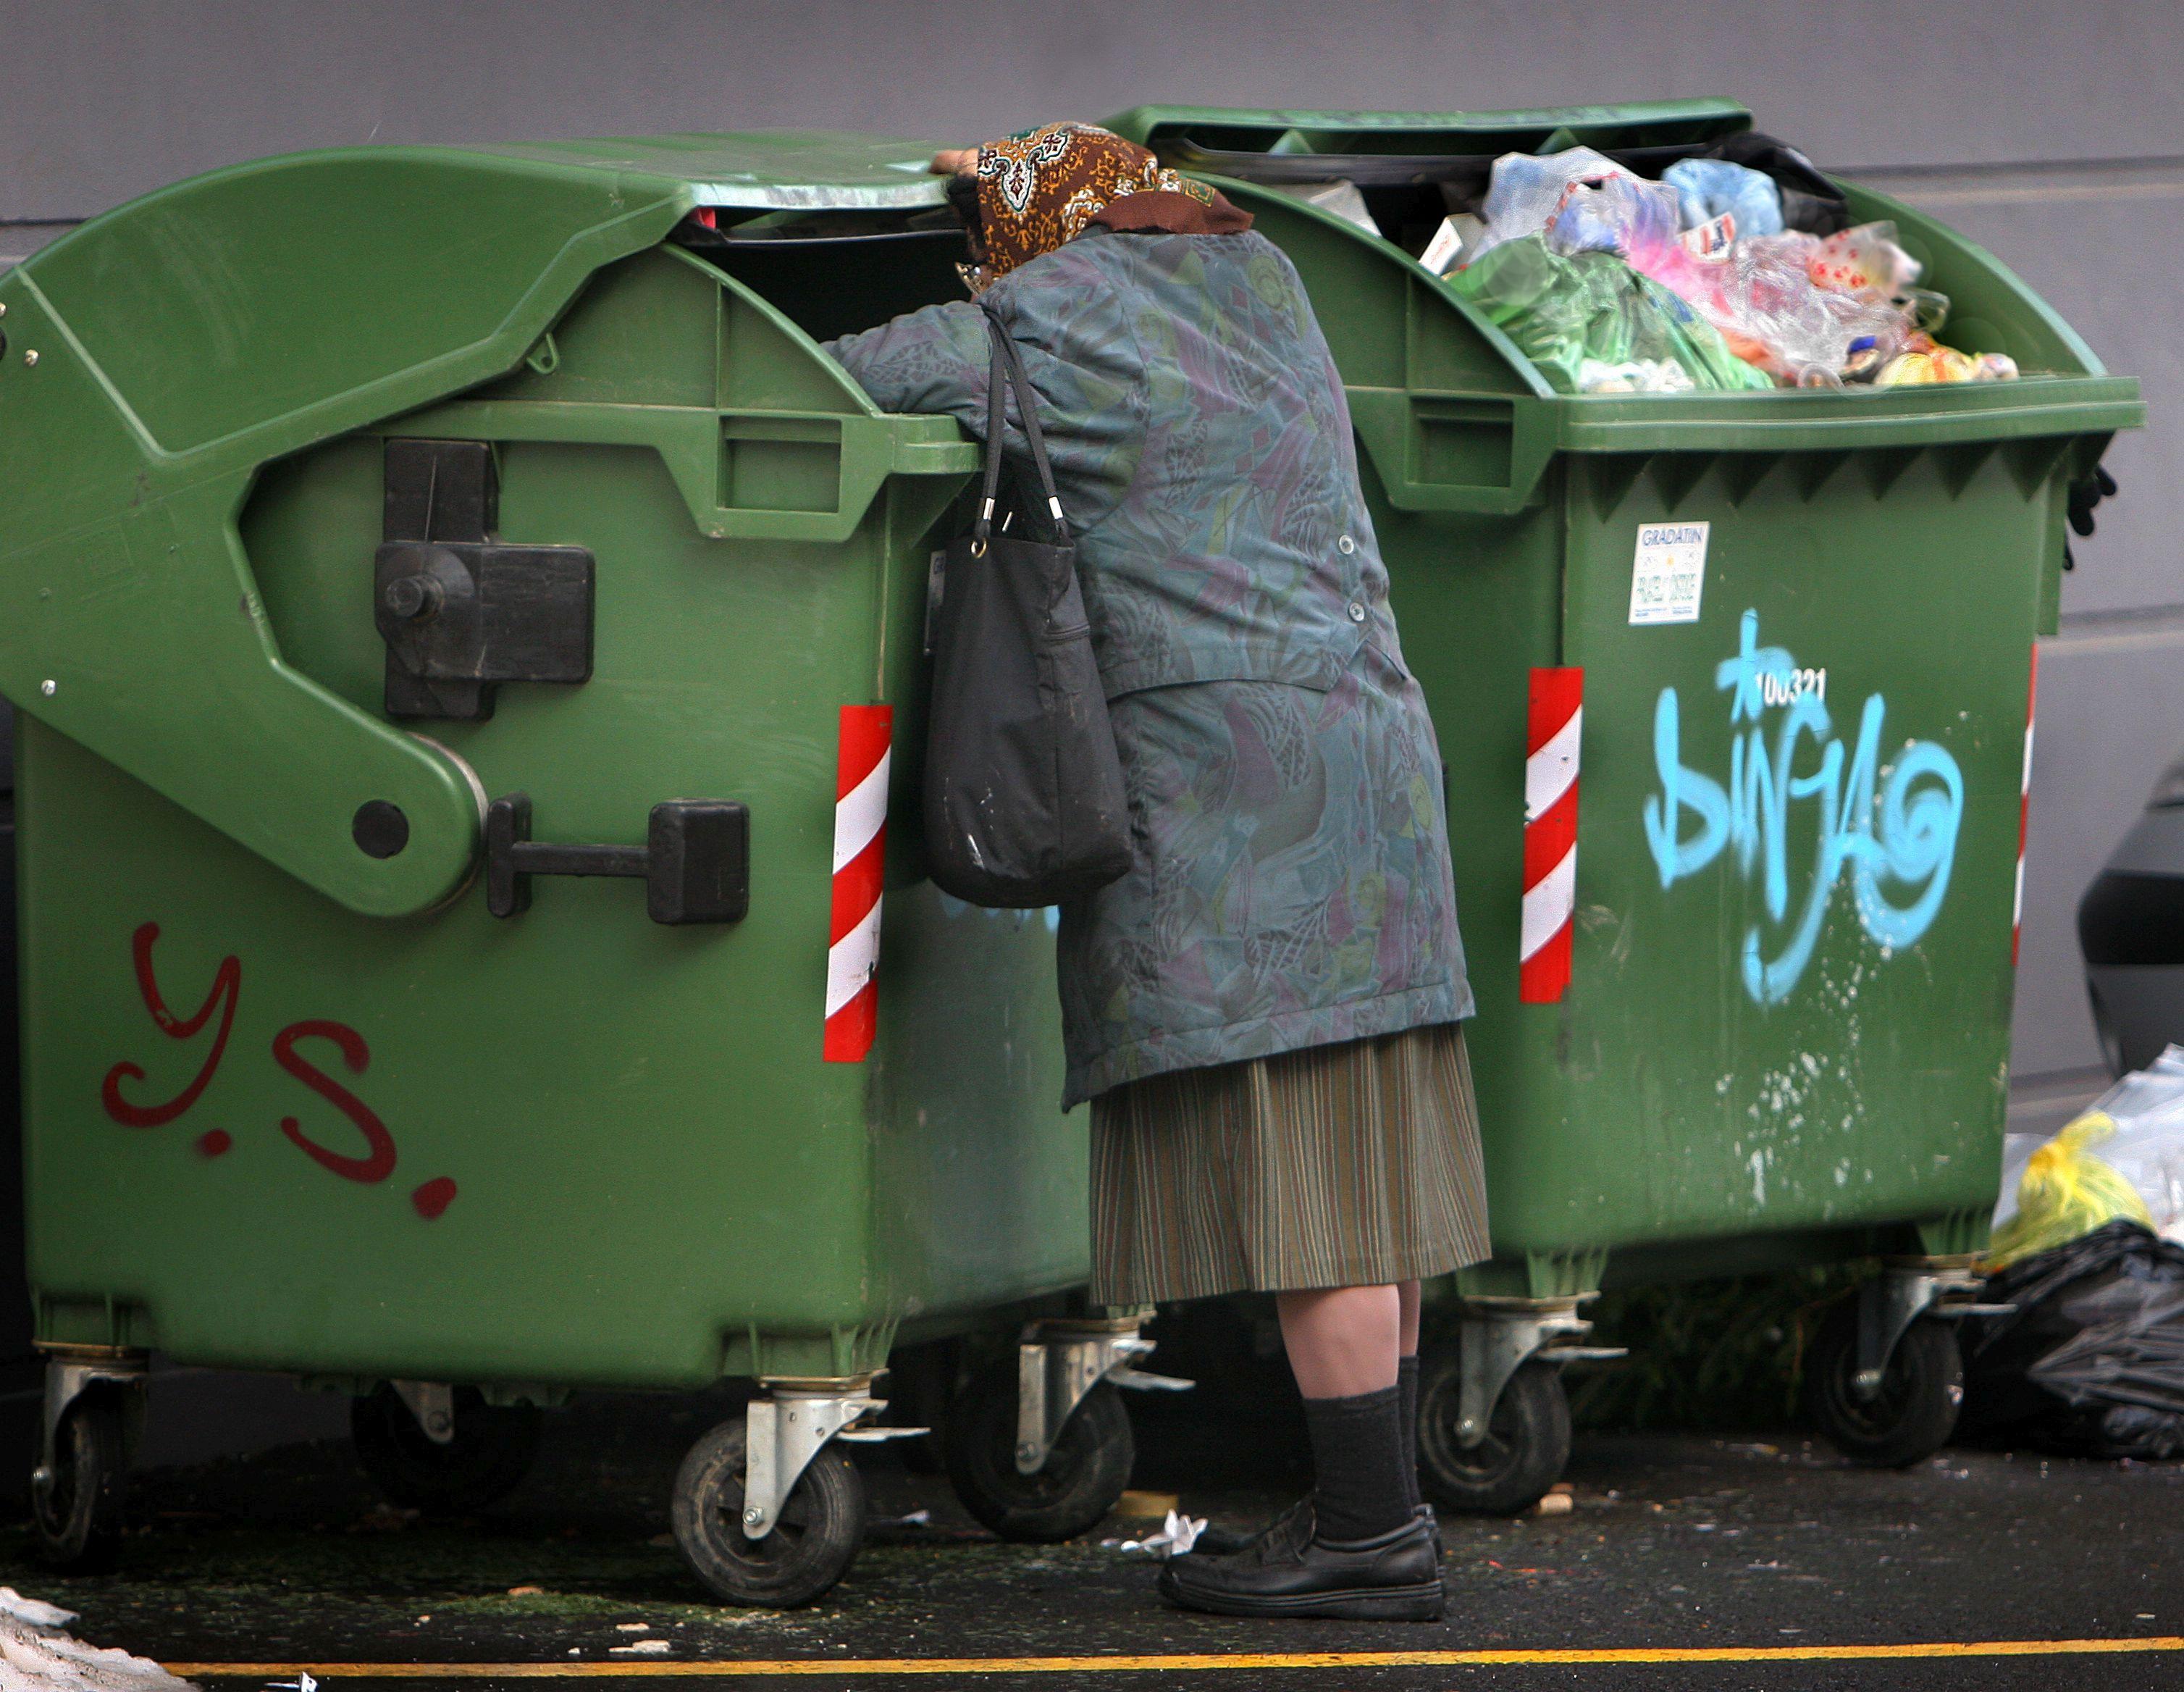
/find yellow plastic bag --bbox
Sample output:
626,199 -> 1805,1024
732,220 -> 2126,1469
1983,1113 -> 2154,1270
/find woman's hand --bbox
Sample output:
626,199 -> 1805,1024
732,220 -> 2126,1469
929,148 -> 978,176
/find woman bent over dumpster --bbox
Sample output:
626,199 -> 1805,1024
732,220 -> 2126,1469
823,123 -> 1489,1622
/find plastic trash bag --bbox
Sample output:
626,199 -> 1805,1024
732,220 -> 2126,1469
1998,1047 -> 2184,1244
1663,159 -> 1785,239
1957,1219 -> 2184,1459
1625,231 -> 1919,386
1471,148 -> 1633,259
1443,237 -> 1773,395
1544,172 -> 1683,262
1986,1114 -> 2154,1270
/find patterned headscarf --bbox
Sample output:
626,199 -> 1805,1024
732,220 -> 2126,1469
973,122 -> 1249,278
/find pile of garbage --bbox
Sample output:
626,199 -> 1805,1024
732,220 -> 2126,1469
1957,1049 -> 2184,1459
1398,135 -> 2017,396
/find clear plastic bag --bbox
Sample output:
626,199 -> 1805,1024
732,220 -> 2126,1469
1471,148 -> 1634,259
1626,231 -> 1919,387
1543,172 -> 1683,262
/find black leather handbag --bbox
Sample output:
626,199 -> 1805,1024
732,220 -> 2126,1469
921,303 -> 1131,908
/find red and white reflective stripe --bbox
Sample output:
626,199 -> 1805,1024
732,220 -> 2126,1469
824,705 -> 893,1063
2014,648 -> 2038,967
1521,667 -> 1584,1005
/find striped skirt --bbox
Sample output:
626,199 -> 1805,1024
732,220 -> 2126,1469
1089,1023 -> 1491,1306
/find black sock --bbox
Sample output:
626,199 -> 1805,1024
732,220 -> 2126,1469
1301,1383 -> 1411,1543
1398,1354 -> 1421,1513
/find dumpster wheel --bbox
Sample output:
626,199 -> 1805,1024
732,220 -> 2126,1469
350,1385 -> 543,1515
1805,1304 -> 1964,1467
672,1417 -> 867,1609
31,1391 -> 127,1571
1416,1349 -> 1571,1516
945,1360 -> 1135,1543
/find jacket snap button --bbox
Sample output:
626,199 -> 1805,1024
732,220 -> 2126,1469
1347,601 -> 1367,623
1337,534 -> 1356,555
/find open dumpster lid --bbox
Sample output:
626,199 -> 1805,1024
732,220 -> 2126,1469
1105,101 -> 1753,186
0,127 -> 952,923
470,130 -> 949,209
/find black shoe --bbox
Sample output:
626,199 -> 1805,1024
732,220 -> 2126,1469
1190,1496 -> 1312,1557
1159,1503 -> 1445,1622
1198,1499 -> 1439,1560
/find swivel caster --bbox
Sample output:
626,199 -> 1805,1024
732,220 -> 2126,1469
1804,1262 -> 1996,1467
30,1349 -> 146,1572
673,1381 -> 923,1608
1415,1301 -> 1622,1516
944,1318 -> 1189,1543
351,1382 -> 543,1515
1417,1349 -> 1571,1517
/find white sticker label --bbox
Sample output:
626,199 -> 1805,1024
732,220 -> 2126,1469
1629,522 -> 1710,626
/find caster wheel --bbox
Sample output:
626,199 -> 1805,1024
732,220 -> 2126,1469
1416,1344 -> 1571,1516
945,1362 -> 1133,1543
1805,1304 -> 1963,1467
351,1386 -> 543,1515
33,1393 -> 128,1572
671,1418 -> 866,1608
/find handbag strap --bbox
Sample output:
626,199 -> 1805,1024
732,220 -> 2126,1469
970,301 -> 1070,546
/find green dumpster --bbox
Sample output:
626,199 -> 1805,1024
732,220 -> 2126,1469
1107,101 -> 2144,1504
0,131 -> 1173,1604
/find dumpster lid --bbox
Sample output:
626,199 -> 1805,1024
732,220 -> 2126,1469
469,130 -> 949,209
1106,101 -> 1752,186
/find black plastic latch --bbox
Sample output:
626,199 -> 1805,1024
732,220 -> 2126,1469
486,795 -> 750,926
377,438 -> 596,722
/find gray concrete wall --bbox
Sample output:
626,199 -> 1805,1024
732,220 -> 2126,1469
2,0 -> 2177,1080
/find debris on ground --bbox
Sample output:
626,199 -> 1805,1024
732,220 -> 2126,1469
607,1640 -> 671,1656
0,1588 -> 194,1692
1109,1509 -> 1206,1557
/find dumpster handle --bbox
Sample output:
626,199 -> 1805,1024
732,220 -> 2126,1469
485,792 -> 750,926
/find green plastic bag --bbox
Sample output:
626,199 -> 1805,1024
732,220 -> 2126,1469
1445,237 -> 1773,396
1983,1113 -> 2156,1270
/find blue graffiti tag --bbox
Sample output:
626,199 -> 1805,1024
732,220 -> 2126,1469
1642,609 -> 1965,1004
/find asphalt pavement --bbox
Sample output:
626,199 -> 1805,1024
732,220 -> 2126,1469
3,1382 -> 2180,1692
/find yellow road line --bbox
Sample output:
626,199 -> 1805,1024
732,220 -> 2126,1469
165,1636 -> 2184,1676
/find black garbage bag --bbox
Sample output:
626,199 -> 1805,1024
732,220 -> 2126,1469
1957,1219 -> 2184,1459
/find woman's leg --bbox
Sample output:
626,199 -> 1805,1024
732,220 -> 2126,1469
1275,1285 -> 1411,1542
1275,1285 -> 1400,1398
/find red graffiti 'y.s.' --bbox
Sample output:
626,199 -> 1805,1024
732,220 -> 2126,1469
101,924 -> 241,1128
273,1020 -> 396,1184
